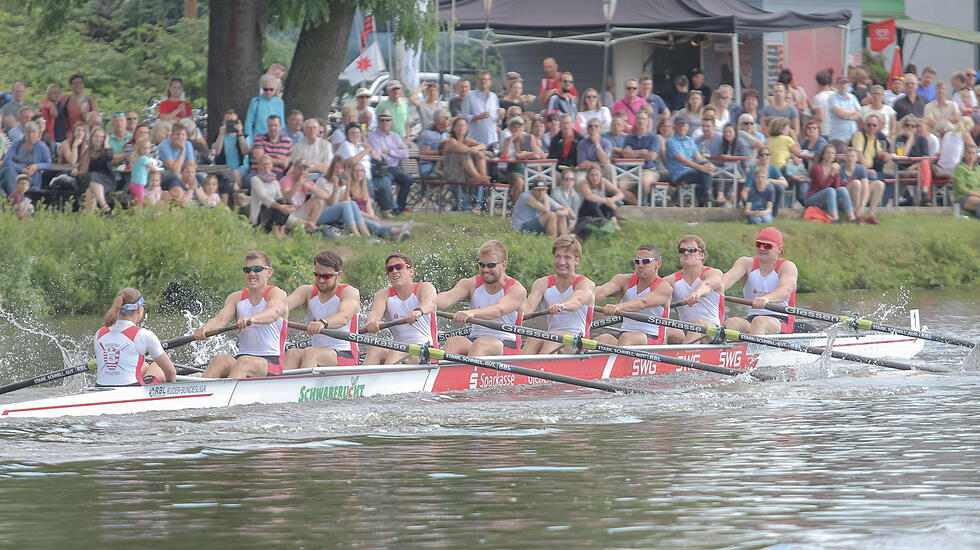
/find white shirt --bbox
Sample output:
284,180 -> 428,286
938,131 -> 965,172
861,104 -> 896,136
336,140 -> 372,182
461,89 -> 500,146
292,136 -> 334,169
576,107 -> 612,132
813,89 -> 834,136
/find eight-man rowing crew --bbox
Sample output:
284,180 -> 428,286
92,227 -> 798,387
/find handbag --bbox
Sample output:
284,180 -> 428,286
371,157 -> 389,179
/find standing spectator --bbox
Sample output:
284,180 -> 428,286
330,107 -> 357,151
779,68 -> 810,118
805,144 -> 858,223
412,82 -> 446,133
244,74 -> 285,139
665,75 -> 689,112
848,66 -> 870,104
840,146 -> 884,224
547,72 -> 578,119
448,79 -> 470,117
61,74 -> 96,132
744,168 -> 775,224
638,75 -> 670,121
951,72 -> 978,110
548,114 -> 582,169
861,85 -> 897,137
354,88 -> 377,132
665,115 -> 715,206
621,110 -> 660,204
159,78 -> 192,121
39,84 -> 67,144
0,82 -> 26,131
367,111 -> 412,215
894,74 -> 927,121
499,77 -> 534,113
760,82 -> 800,137
603,115 -> 628,157
538,57 -> 576,109
1,121 -> 50,193
292,118 -> 334,176
461,70 -> 500,148
576,88 -> 611,132
575,116 -> 614,185
734,89 -> 761,125
612,79 -> 646,130
707,85 -> 735,128
812,69 -> 835,138
917,67 -> 937,102
884,76 -> 905,107
124,110 -> 139,133
375,80 -> 411,139
677,90 -> 705,127
156,124 -> 194,202
828,77 -> 862,151
80,126 -> 117,213
953,144 -> 980,216
924,82 -> 961,135
688,68 -> 711,100
282,109 -> 304,143
107,112 -> 131,157
250,114 -> 293,178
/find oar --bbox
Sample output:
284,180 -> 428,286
523,310 -> 550,321
613,310 -> 945,373
591,316 -> 622,330
438,326 -> 471,342
437,311 -> 772,381
0,324 -> 240,396
725,296 -> 976,349
290,322 -> 646,394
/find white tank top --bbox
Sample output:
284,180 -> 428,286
237,286 -> 287,358
468,275 -> 519,343
306,284 -> 358,353
619,274 -> 668,344
94,320 -> 164,386
541,275 -> 593,335
385,283 -> 436,345
744,258 -> 796,333
671,268 -> 723,325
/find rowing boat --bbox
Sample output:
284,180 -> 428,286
0,318 -> 925,418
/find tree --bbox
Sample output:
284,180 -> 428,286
207,0 -> 269,141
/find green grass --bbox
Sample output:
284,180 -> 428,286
1,208 -> 978,315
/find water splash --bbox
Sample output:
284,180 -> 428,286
0,296 -> 83,373
960,343 -> 980,371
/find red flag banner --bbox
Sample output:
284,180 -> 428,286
360,14 -> 375,52
889,46 -> 904,83
869,18 -> 896,52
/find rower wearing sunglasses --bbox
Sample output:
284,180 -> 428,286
194,250 -> 289,378
523,235 -> 595,354
437,240 -> 528,356
594,244 -> 672,346
665,234 -> 724,344
721,227 -> 798,335
362,253 -> 437,364
283,250 -> 360,369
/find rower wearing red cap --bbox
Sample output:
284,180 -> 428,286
720,227 -> 799,335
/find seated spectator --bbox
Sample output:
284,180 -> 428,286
330,107 -> 357,150
694,115 -> 722,152
541,112 -> 560,150
806,144 -> 858,223
612,78 -> 646,130
107,112 -> 131,159
621,110 -> 660,203
80,126 -> 117,214
779,68 -> 810,117
576,88 -> 611,132
715,122 -> 753,203
638,75 -> 670,121
0,82 -> 26,132
734,89 -> 761,125
530,117 -> 549,153
603,115 -> 628,157
213,109 -> 249,194
766,116 -> 806,195
194,174 -> 224,209
707,85 -> 735,127
893,115 -> 934,204
884,75 -> 905,107
7,106 -> 35,144
377,80 -> 411,139
367,110 -> 412,214
936,116 -> 975,179
124,124 -> 154,165
743,147 -> 788,217
547,72 -> 578,119
346,162 -> 410,240
419,109 -> 450,181
840,147 -> 884,224
894,74 -> 927,121
655,115 -> 673,156
576,117 -> 614,184
292,117 -> 334,176
157,123 -> 196,202
48,122 -> 89,195
828,77 -> 862,151
577,165 -> 623,230
498,105 -> 523,138
850,115 -> 890,182
511,181 -> 571,237
664,74 -> 689,112
335,122 -> 387,215
953,143 -> 980,216
244,74 -> 285,139
6,173 -> 34,218
917,114 -> 940,156
736,113 -> 766,151
744,168 -> 775,224
551,168 -> 581,221
277,109 -> 302,143
149,119 -> 172,148
159,77 -> 192,121
278,159 -> 322,231
249,155 -> 296,236
760,82 -> 800,137
448,79 -> 470,117
548,114 -> 582,169
664,116 -> 715,206
174,159 -> 201,206
862,85 -> 897,137
443,117 -> 491,210
354,88 -> 377,133
924,81 -> 961,136
39,84 -> 67,144
677,90 -> 704,128
1,121 -> 51,194
500,116 -> 546,204
249,114 -> 292,178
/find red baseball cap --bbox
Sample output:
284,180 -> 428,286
756,227 -> 783,248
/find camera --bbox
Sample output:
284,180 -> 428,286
225,120 -> 237,133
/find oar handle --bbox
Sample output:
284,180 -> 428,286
0,360 -> 96,396
669,300 -> 685,309
523,310 -> 550,321
288,318 -> 408,336
162,323 -> 240,350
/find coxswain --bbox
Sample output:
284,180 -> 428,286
437,240 -> 528,356
721,227 -> 799,335
283,250 -> 360,369
194,250 -> 289,378
362,253 -> 437,364
95,287 -> 176,386
665,235 -> 724,343
522,234 -> 595,354
594,244 -> 672,346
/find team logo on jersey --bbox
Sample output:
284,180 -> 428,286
99,342 -> 130,372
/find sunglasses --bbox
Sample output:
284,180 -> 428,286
634,257 -> 661,265
477,261 -> 500,268
625,86 -> 638,90
243,265 -> 269,273
314,271 -> 339,280
678,247 -> 702,255
126,117 -> 138,121
561,80 -> 574,84
759,152 -> 772,157
263,88 -> 275,92
387,263 -> 409,272
754,241 -> 775,250
588,124 -> 601,128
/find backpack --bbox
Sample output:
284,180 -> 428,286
573,216 -> 616,239
803,206 -> 832,224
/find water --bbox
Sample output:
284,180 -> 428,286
0,289 -> 978,549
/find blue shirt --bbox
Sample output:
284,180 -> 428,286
222,135 -> 244,168
745,163 -> 783,185
828,92 -> 861,142
5,139 -> 51,189
130,155 -> 152,186
420,127 -> 449,168
623,132 -> 660,169
244,95 -> 285,138
646,94 -> 669,122
157,139 -> 195,171
840,163 -> 868,185
746,183 -> 775,211
603,132 -> 627,150
576,136 -> 612,165
664,135 -> 698,181
695,130 -> 723,156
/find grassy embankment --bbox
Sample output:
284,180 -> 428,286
0,208 -> 977,315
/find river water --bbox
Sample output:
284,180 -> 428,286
0,289 -> 978,549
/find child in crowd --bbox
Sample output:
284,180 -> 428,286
129,138 -> 154,205
177,160 -> 199,206
7,174 -> 35,218
744,168 -> 775,225
145,170 -> 163,206
195,174 -> 223,208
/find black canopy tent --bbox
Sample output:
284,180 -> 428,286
437,0 -> 852,103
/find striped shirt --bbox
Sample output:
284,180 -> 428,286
251,133 -> 293,177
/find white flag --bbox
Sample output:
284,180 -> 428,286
399,40 -> 423,93
341,41 -> 386,84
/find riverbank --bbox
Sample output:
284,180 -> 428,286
0,208 -> 977,315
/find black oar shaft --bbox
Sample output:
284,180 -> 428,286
725,296 -> 976,349
0,361 -> 95,396
163,323 -> 239,349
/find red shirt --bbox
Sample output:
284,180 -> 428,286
160,99 -> 192,119
540,76 -> 578,102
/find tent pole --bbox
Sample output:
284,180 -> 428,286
842,24 -> 849,70
731,33 -> 742,106
450,0 -> 456,75
602,24 -> 610,99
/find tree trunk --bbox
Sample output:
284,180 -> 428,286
283,2 -> 357,119
207,0 -> 268,142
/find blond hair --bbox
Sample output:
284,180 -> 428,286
552,234 -> 582,258
245,250 -> 271,265
103,287 -> 142,327
478,240 -> 508,263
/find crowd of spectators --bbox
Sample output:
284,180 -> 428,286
3,56 -> 980,235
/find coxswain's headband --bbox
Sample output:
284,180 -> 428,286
119,296 -> 144,314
